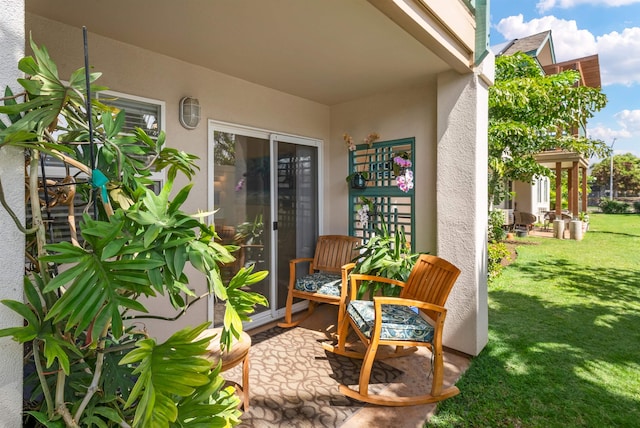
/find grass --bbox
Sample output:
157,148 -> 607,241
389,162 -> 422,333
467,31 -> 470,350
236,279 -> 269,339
427,213 -> 640,427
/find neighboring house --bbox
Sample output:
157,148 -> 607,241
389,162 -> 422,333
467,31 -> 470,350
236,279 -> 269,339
494,30 -> 602,221
1,1 -> 492,422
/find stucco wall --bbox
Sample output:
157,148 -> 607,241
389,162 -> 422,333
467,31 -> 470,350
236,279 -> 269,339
514,180 -> 536,214
0,1 -> 26,425
26,14 -> 332,340
436,61 -> 491,356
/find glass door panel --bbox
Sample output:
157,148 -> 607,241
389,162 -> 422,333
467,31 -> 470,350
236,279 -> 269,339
210,124 -> 320,328
212,130 -> 271,325
274,139 -> 319,311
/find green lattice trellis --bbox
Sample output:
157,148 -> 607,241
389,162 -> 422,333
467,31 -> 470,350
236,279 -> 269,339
348,138 -> 415,250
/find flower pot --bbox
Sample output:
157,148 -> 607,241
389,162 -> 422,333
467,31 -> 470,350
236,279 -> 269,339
350,172 -> 367,189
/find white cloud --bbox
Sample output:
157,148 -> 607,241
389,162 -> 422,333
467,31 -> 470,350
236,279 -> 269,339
587,124 -> 632,142
597,28 -> 640,86
614,109 -> 640,134
495,15 -> 640,86
537,0 -> 640,13
495,15 -> 597,62
588,110 -> 640,154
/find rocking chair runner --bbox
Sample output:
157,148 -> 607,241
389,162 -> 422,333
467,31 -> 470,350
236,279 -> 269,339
323,254 -> 461,406
277,235 -> 361,329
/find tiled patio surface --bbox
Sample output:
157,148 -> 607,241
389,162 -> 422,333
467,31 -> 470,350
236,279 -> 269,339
240,304 -> 471,428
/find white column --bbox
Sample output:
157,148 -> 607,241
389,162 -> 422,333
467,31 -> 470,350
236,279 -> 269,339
436,54 -> 493,356
0,1 -> 26,426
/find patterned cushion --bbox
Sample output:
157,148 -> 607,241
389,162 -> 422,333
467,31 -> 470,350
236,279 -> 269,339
294,273 -> 342,297
347,300 -> 434,343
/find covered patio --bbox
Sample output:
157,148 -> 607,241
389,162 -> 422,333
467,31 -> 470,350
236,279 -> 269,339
227,304 -> 470,427
535,149 -> 589,218
1,1 -> 490,425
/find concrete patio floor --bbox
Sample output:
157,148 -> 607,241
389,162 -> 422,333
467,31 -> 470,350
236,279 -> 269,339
244,304 -> 471,428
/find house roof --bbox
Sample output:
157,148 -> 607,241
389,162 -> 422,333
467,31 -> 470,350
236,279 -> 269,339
497,30 -> 556,66
496,30 -> 601,88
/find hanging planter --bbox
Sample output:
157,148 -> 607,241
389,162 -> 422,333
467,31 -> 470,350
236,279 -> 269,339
344,132 -> 379,190
350,172 -> 367,189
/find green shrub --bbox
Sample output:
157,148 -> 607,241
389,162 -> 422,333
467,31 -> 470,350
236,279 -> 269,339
488,242 -> 510,281
599,198 -> 630,214
633,201 -> 640,214
488,210 -> 506,243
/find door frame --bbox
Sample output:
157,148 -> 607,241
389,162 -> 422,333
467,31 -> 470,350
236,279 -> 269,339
207,119 -> 324,328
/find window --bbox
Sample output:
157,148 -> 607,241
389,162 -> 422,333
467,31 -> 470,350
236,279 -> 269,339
28,92 -> 165,253
536,176 -> 549,204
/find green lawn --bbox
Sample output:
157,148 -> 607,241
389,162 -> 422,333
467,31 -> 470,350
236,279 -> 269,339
428,213 -> 640,427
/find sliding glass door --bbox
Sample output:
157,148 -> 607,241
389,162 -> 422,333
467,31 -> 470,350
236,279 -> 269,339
208,122 -> 320,327
272,135 -> 319,313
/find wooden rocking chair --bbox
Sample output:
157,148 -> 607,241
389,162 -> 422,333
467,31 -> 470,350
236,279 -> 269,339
277,235 -> 361,329
323,254 -> 461,406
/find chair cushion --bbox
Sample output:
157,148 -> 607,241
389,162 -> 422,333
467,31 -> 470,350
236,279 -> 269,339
347,300 -> 434,343
294,273 -> 342,297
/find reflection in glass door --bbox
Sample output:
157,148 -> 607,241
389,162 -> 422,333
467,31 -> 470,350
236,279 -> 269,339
273,136 -> 319,314
209,123 -> 320,328
210,129 -> 271,326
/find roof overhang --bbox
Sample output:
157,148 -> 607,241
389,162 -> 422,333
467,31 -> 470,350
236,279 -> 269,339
535,150 -> 590,170
26,0 -> 476,105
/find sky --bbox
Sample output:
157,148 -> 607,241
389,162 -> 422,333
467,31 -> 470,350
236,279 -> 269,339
490,0 -> 640,162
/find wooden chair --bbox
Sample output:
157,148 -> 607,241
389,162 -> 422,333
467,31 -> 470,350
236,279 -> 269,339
513,211 -> 537,231
323,254 -> 461,406
277,235 -> 361,329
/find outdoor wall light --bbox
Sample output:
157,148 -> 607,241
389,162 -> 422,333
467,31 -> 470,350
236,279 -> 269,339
179,96 -> 200,130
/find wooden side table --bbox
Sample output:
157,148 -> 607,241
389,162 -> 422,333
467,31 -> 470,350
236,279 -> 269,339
198,327 -> 251,409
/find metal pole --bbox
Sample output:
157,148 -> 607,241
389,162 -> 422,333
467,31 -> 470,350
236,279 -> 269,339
83,27 -> 97,218
609,138 -> 616,200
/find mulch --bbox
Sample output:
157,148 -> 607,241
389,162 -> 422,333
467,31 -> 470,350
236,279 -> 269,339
501,239 -> 540,267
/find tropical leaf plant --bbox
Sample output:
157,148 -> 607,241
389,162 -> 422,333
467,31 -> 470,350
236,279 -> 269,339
351,221 -> 422,298
0,37 -> 267,427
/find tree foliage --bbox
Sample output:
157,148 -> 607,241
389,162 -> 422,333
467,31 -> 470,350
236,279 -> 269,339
489,52 -> 609,204
0,38 -> 267,427
591,153 -> 640,197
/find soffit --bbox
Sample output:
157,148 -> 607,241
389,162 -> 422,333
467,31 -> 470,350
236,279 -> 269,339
26,0 -> 450,106
535,150 -> 589,169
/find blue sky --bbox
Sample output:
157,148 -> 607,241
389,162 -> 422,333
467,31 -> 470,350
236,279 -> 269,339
490,0 -> 640,161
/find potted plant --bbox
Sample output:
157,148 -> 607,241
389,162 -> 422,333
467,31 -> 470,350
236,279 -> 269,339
0,38 -> 267,427
350,221 -> 421,298
344,132 -> 380,189
579,211 -> 589,232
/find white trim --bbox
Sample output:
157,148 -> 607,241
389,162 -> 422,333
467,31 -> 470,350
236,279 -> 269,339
206,119 -> 323,326
98,89 -> 166,184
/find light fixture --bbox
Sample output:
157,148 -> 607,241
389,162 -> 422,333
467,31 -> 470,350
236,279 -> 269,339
179,96 -> 200,129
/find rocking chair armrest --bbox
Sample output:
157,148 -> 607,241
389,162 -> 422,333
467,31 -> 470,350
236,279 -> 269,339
341,262 -> 356,272
348,274 -> 406,300
289,257 -> 315,275
289,257 -> 314,265
372,296 -> 447,317
339,263 -> 356,300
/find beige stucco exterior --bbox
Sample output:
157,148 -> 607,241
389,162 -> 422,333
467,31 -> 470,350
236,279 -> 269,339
0,2 -> 26,426
1,2 -> 492,419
